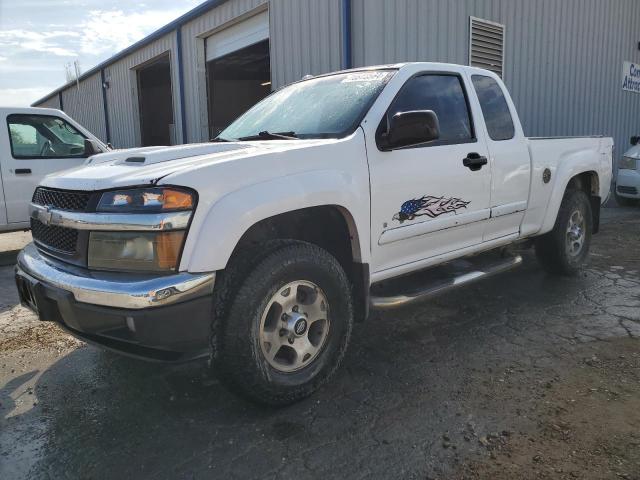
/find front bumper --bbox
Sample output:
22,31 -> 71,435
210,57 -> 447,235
616,169 -> 640,198
15,243 -> 216,362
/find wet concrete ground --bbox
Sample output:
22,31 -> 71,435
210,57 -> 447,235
1,206 -> 639,479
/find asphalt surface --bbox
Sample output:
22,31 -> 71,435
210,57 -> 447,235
1,206 -> 639,479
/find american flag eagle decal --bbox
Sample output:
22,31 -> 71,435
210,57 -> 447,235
393,196 -> 471,223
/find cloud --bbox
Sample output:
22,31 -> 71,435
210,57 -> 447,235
0,29 -> 79,57
1,1 -> 201,102
0,87 -> 56,107
77,8 -> 196,55
0,5 -> 198,60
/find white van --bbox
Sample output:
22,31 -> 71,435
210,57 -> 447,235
0,107 -> 108,232
615,135 -> 640,206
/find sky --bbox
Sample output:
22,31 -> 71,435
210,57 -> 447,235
0,0 -> 202,106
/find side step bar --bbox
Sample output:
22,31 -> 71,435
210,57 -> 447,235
370,254 -> 523,310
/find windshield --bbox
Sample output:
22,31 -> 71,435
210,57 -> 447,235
218,70 -> 396,141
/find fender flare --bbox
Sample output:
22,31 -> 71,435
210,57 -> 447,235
182,170 -> 370,272
539,160 -> 599,234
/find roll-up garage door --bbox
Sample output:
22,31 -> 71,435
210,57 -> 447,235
205,10 -> 269,62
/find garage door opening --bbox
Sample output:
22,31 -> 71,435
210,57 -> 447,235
205,10 -> 271,138
137,54 -> 174,146
207,40 -> 271,137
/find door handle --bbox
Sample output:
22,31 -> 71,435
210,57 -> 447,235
15,168 -> 32,175
463,153 -> 488,171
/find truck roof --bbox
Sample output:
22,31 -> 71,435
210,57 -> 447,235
0,106 -> 64,116
303,62 -> 500,81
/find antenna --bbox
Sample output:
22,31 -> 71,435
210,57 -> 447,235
74,60 -> 81,90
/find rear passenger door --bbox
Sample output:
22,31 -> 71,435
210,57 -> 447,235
367,72 -> 492,274
469,74 -> 531,241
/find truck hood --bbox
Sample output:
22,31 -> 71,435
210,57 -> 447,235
40,140 -> 333,191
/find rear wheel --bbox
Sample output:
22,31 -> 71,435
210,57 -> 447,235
535,189 -> 592,276
212,240 -> 354,406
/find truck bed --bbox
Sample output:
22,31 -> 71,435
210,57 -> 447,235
520,135 -> 614,238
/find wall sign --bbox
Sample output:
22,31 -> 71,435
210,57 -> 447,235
622,61 -> 640,93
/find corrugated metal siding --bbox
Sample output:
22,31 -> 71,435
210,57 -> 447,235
103,32 -> 180,148
34,95 -> 61,110
60,73 -> 107,142
181,0 -> 267,142
269,0 -> 342,88
352,0 -> 640,162
179,0 -> 341,142
33,0 -> 640,157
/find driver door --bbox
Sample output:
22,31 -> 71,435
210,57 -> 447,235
3,114 -> 88,224
367,72 -> 492,274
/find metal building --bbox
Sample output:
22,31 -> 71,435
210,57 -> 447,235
33,0 -> 640,164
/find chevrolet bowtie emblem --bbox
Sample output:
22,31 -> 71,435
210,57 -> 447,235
31,205 -> 53,225
41,206 -> 53,225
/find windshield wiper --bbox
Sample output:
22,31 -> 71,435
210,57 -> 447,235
237,131 -> 298,141
211,136 -> 231,142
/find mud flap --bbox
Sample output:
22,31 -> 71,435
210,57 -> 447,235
352,262 -> 370,322
591,196 -> 601,234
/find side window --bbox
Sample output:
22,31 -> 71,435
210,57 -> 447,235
7,114 -> 86,159
387,74 -> 474,144
471,75 -> 515,141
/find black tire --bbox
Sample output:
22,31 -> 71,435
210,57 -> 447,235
211,240 -> 354,406
535,189 -> 593,276
615,190 -> 639,207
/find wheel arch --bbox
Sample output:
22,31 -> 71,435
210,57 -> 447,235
230,205 -> 363,268
540,169 -> 601,235
226,205 -> 371,323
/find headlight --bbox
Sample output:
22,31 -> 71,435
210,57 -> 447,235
89,187 -> 195,272
97,187 -> 194,212
88,231 -> 186,272
619,156 -> 637,170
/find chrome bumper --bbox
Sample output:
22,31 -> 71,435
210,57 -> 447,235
16,243 -> 215,309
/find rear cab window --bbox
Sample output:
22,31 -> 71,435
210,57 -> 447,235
471,75 -> 516,141
7,114 -> 87,159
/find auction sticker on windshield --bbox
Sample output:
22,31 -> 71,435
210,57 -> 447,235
340,71 -> 394,83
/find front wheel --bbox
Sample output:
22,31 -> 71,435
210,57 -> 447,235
535,189 -> 593,276
212,241 -> 354,406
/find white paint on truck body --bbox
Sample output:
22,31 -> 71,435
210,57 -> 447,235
38,63 -> 613,282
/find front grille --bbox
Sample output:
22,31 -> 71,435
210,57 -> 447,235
617,185 -> 638,195
32,187 -> 91,211
31,218 -> 78,254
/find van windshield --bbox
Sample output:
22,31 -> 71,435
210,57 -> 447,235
217,70 -> 395,141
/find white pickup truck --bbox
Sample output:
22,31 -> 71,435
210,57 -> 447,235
15,63 -> 612,405
0,107 -> 108,232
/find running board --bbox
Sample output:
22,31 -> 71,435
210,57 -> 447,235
370,254 -> 523,310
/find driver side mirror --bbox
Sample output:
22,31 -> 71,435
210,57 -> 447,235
631,136 -> 639,146
379,110 -> 440,151
84,138 -> 103,157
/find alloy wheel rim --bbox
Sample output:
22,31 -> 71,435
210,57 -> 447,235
566,209 -> 586,257
259,280 -> 330,373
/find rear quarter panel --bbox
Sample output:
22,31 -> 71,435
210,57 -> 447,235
521,137 -> 613,237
